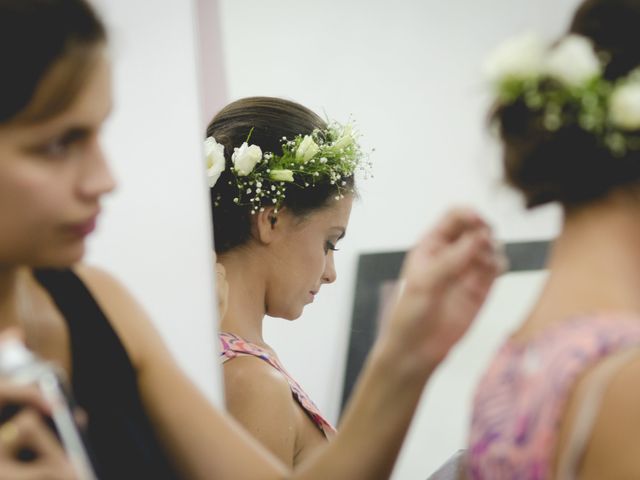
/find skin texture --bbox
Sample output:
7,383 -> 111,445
219,198 -> 352,465
0,48 -> 504,479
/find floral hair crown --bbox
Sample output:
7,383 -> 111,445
205,121 -> 371,214
486,32 -> 640,156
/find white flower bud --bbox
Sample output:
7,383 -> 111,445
333,124 -> 354,150
295,135 -> 320,162
269,169 -> 295,182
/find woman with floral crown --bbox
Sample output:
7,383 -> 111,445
0,1 -> 505,476
205,96 -> 504,467
206,98 -> 362,464
468,0 -> 640,478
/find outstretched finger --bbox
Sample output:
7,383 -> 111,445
409,229 -> 491,294
426,208 -> 488,246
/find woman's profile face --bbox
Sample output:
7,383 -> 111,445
264,194 -> 353,320
0,54 -> 115,267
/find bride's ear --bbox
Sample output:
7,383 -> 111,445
254,206 -> 280,244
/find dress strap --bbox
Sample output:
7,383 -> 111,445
33,268 -> 134,383
34,268 -> 181,479
219,332 -> 337,437
555,346 -> 640,479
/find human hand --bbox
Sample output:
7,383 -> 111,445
215,263 -> 229,321
385,208 -> 506,369
0,379 -> 78,479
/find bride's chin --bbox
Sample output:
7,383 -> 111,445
282,308 -> 304,322
266,304 -> 302,321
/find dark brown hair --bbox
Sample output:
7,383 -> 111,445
207,97 -> 356,254
0,0 -> 107,124
495,0 -> 640,208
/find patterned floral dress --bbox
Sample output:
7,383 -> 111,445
468,314 -> 640,479
219,332 -> 337,438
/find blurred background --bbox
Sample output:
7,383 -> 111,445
84,0 -> 583,477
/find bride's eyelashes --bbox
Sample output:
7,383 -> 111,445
324,240 -> 339,254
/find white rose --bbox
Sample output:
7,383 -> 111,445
269,169 -> 294,182
296,135 -> 320,162
204,136 -> 226,188
232,142 -> 262,176
484,32 -> 545,85
610,82 -> 640,130
544,35 -> 601,87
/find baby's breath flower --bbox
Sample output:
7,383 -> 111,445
207,121 -> 370,213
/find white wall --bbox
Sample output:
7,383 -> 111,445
217,0 -> 582,477
85,0 -> 223,405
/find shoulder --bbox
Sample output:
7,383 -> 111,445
559,347 -> 640,478
223,355 -> 298,464
72,264 -> 132,305
223,355 -> 293,410
72,264 -> 165,370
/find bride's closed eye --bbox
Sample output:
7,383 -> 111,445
324,240 -> 339,254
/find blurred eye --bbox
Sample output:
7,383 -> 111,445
41,139 -> 69,157
36,129 -> 90,159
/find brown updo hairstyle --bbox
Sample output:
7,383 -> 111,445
495,0 -> 640,208
0,0 -> 107,125
207,97 -> 356,254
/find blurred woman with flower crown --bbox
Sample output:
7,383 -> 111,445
0,1 -> 505,477
468,0 -> 640,478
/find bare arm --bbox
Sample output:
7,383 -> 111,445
77,207 -> 502,480
223,357 -> 297,467
76,265 -> 289,480
294,209 -> 501,479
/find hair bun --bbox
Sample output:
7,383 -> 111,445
571,0 -> 640,80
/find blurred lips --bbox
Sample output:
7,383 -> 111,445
66,213 -> 99,238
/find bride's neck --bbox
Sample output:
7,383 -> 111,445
218,248 -> 269,346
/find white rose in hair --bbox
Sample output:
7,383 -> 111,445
296,135 -> 320,162
204,136 -> 226,187
544,35 -> 601,87
232,142 -> 262,176
484,32 -> 545,85
610,82 -> 640,130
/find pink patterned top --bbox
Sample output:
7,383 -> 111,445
219,332 -> 337,438
468,314 -> 640,479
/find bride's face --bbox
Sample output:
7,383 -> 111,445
0,55 -> 115,267
264,194 -> 353,320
